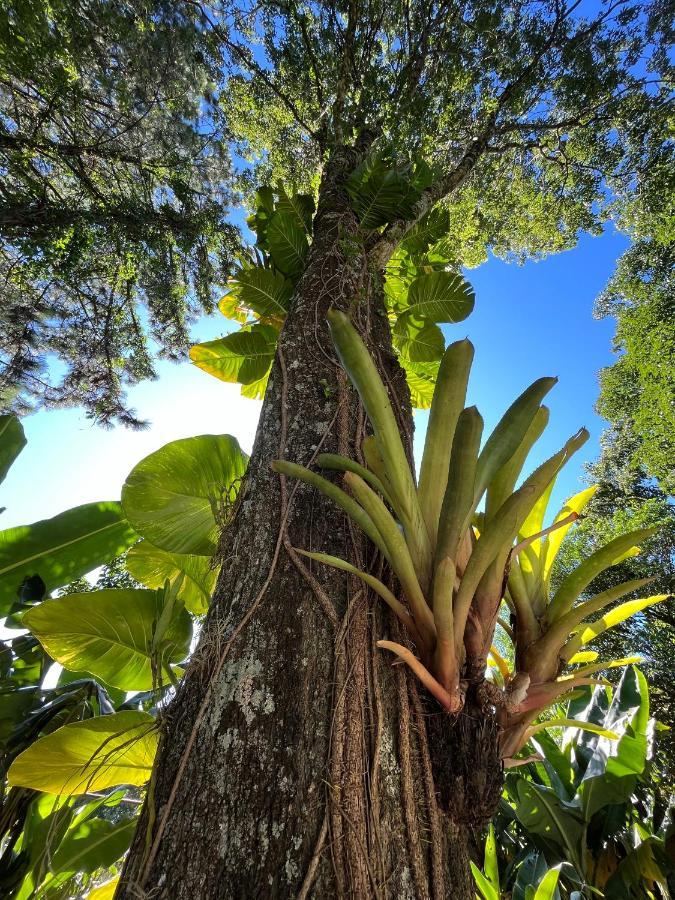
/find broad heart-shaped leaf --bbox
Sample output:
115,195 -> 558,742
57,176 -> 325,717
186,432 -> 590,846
0,413 -> 26,487
0,502 -> 136,615
392,316 -> 445,362
122,434 -> 248,555
267,210 -> 308,278
46,816 -> 136,884
578,666 -> 650,818
126,540 -> 217,616
221,266 -> 293,324
394,271 -> 475,334
8,711 -> 157,795
190,324 -> 278,388
24,589 -> 192,690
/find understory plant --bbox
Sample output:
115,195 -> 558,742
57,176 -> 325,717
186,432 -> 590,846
0,416 -> 248,896
481,667 -> 674,898
274,312 -> 668,770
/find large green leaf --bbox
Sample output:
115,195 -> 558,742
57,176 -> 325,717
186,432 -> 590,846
393,317 -> 445,362
0,502 -> 136,614
394,271 -> 475,335
190,324 -> 278,388
275,188 -> 314,231
8,711 -> 157,795
346,157 -> 421,229
511,778 -> 584,871
0,414 -> 26,487
24,589 -> 192,690
121,434 -> 248,555
533,866 -> 562,900
579,666 -> 651,818
470,862 -> 500,900
222,267 -> 293,324
126,540 -> 217,616
267,210 -> 308,277
400,358 -> 440,409
46,817 -> 136,884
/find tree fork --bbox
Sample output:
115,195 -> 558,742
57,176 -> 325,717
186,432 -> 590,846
118,151 -> 474,899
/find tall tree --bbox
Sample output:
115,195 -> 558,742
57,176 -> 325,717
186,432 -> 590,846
5,0 -> 670,896
0,0 -> 237,426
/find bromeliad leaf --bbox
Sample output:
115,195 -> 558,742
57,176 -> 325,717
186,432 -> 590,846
0,502 -> 136,614
267,210 -> 308,277
122,434 -> 248,555
190,324 -> 278,389
23,588 -> 192,690
8,711 -> 157,795
221,267 -> 293,325
126,539 -> 217,616
0,413 -> 26,487
394,271 -> 475,335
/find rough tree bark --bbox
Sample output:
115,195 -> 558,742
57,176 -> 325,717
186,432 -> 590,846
118,150 -> 477,899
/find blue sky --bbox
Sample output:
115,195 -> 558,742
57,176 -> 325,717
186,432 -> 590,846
1,226 -> 626,531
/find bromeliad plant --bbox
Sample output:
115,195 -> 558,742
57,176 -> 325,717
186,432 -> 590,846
273,312 -> 668,762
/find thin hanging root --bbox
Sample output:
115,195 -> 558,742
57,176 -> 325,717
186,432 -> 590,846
511,511 -> 579,557
376,641 -> 461,713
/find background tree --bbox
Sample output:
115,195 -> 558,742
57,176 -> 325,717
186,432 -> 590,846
0,0 -> 238,426
110,2 -> 674,898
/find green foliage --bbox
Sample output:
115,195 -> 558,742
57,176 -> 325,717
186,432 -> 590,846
23,588 -> 192,691
8,711 -> 157,795
0,0 -> 238,426
121,434 -> 248,555
0,415 -> 248,895
491,668 -> 674,898
126,541 -> 216,617
0,415 -> 25,488
0,502 -> 137,614
275,310 -> 665,758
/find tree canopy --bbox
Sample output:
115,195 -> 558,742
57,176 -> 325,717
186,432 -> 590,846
1,0 -> 673,425
0,0 -> 237,426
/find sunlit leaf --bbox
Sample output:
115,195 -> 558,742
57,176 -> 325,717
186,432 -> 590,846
267,210 -> 308,277
24,589 -> 192,690
222,267 -> 293,324
190,324 -> 278,387
126,540 -> 217,616
8,711 -> 157,795
122,434 -> 248,555
0,503 -> 136,614
0,413 -> 26,487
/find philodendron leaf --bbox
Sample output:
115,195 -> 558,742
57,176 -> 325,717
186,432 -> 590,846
190,324 -> 278,388
8,711 -> 157,795
122,434 -> 248,555
46,817 -> 136,884
400,359 -> 440,409
221,267 -> 293,324
0,414 -> 26,487
267,210 -> 308,277
394,271 -> 475,335
126,540 -> 217,616
0,502 -> 136,614
393,317 -> 445,362
24,589 -> 192,690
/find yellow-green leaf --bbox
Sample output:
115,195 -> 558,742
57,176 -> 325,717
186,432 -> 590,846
8,712 -> 157,795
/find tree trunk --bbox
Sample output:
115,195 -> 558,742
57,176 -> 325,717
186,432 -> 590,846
118,150 -> 475,899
